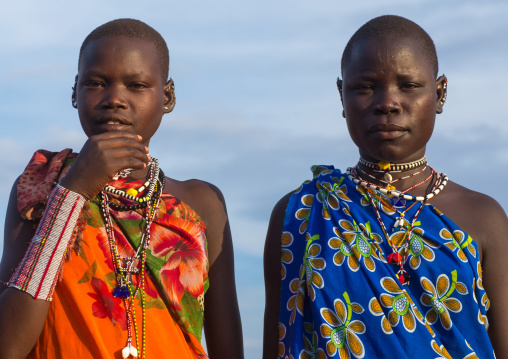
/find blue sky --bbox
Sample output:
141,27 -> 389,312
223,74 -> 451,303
1,1 -> 507,357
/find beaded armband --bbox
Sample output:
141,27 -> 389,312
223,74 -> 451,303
8,184 -> 86,300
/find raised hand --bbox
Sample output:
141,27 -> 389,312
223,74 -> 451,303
59,131 -> 150,199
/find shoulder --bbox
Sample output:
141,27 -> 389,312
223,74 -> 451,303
431,180 -> 508,257
164,177 -> 227,228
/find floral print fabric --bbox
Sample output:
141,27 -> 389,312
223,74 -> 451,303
20,150 -> 208,359
278,165 -> 493,359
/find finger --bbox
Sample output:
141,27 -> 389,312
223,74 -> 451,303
90,131 -> 143,142
97,136 -> 149,153
105,146 -> 151,162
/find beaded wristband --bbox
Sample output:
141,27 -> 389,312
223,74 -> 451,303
8,184 -> 86,300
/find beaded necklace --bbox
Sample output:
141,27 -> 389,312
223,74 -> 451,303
355,164 -> 427,192
99,159 -> 164,359
359,156 -> 427,171
347,162 -> 448,285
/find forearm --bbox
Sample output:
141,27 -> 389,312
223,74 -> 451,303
0,184 -> 86,357
0,289 -> 50,359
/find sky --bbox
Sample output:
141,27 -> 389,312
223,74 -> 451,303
1,1 -> 507,357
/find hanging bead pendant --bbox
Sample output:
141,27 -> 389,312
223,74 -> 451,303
397,270 -> 411,285
122,345 -> 138,358
387,252 -> 403,264
113,285 -> 131,298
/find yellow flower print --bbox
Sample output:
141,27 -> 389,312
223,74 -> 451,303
389,227 -> 440,270
296,194 -> 314,234
281,232 -> 294,280
312,165 -> 334,178
431,340 -> 452,359
473,262 -> 490,330
319,292 -> 365,358
278,323 -> 286,358
304,234 -> 326,301
420,270 -> 468,330
328,219 -> 383,272
373,277 -> 423,333
287,265 -> 306,325
439,228 -> 476,262
475,262 -> 489,310
315,178 -> 351,220
300,322 -> 327,359
368,298 -> 393,334
355,186 -> 396,216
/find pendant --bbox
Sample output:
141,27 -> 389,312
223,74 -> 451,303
387,252 -> 403,264
397,270 -> 411,285
390,197 -> 407,209
122,345 -> 138,358
113,285 -> 131,298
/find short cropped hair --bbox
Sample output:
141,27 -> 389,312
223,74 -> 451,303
78,18 -> 170,81
341,15 -> 438,77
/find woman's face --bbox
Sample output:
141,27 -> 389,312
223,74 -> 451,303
341,35 -> 442,163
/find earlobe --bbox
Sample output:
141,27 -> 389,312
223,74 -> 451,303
71,74 -> 78,109
436,75 -> 447,114
163,78 -> 176,114
337,78 -> 346,119
337,77 -> 344,103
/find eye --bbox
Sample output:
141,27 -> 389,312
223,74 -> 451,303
352,84 -> 373,93
401,83 -> 421,90
83,80 -> 104,88
129,83 -> 148,90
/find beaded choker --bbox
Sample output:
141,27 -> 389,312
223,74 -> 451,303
99,158 -> 164,359
359,156 -> 427,172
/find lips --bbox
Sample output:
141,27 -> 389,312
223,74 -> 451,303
96,114 -> 132,132
368,123 -> 407,140
97,114 -> 131,126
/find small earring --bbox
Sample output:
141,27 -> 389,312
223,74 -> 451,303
163,106 -> 169,110
440,78 -> 448,105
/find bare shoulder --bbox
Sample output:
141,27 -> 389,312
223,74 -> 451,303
164,176 -> 227,226
431,180 -> 508,257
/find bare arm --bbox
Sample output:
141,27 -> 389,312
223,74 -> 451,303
0,179 -> 50,359
479,200 -> 508,357
263,193 -> 292,359
184,183 -> 244,358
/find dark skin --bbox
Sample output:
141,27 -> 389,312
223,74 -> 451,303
263,35 -> 508,358
0,35 -> 243,359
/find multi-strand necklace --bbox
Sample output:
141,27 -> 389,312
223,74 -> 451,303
347,157 -> 448,285
99,158 -> 164,359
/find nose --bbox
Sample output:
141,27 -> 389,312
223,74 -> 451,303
373,87 -> 401,115
100,85 -> 128,109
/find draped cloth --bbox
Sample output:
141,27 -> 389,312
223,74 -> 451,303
278,165 -> 493,359
19,150 -> 209,359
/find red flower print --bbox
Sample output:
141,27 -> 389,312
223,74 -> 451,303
87,277 -> 127,330
151,215 -> 207,311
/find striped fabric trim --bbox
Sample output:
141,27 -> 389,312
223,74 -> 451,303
8,184 -> 86,300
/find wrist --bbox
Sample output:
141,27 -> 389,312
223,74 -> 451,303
8,184 -> 86,300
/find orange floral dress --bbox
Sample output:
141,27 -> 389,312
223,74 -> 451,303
18,150 -> 209,359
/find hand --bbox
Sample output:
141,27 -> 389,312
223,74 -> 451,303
59,132 -> 150,199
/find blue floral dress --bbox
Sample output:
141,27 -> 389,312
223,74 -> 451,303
278,166 -> 493,359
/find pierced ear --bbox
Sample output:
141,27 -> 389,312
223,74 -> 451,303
163,78 -> 176,114
337,77 -> 344,103
337,77 -> 346,118
436,75 -> 447,114
71,74 -> 78,109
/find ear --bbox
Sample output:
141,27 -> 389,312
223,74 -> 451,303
71,75 -> 78,109
337,77 -> 345,118
436,75 -> 447,114
163,78 -> 176,114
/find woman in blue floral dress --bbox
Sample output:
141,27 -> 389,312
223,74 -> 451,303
263,15 -> 508,359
